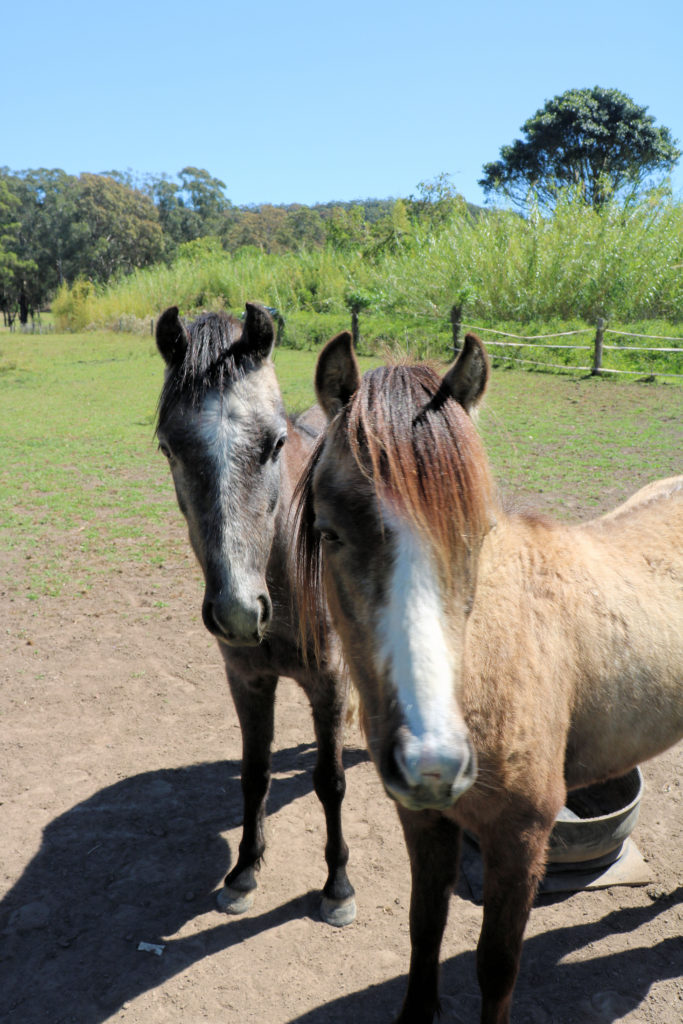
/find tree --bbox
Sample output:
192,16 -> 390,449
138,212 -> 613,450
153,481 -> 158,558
71,173 -> 164,280
2,169 -> 165,317
280,205 -> 326,250
0,176 -> 29,324
221,205 -> 287,253
366,199 -> 413,256
177,166 -> 230,235
145,168 -> 231,248
1,168 -> 79,320
407,173 -> 460,229
324,205 -> 369,252
479,87 -> 681,210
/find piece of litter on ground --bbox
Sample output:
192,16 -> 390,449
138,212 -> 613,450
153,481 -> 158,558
137,941 -> 165,956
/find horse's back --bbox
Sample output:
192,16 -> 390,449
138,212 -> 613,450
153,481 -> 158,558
581,474 -> 683,649
582,475 -> 683,570
593,475 -> 683,526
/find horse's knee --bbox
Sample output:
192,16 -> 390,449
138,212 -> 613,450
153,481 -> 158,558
313,762 -> 346,805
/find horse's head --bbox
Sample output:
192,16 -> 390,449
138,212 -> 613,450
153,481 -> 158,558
297,333 -> 494,810
156,304 -> 288,647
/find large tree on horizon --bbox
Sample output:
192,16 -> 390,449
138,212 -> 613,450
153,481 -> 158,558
1,168 -> 165,319
479,87 -> 680,211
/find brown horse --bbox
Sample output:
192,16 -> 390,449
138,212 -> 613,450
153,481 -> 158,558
295,330 -> 683,1023
155,304 -> 355,927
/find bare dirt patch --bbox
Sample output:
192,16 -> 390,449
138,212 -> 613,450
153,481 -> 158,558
1,478 -> 681,1024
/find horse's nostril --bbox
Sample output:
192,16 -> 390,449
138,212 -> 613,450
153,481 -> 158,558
257,594 -> 272,631
202,600 -> 215,633
201,589 -> 271,646
385,742 -> 407,788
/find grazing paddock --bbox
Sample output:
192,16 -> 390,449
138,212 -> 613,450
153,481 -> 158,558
0,333 -> 681,1023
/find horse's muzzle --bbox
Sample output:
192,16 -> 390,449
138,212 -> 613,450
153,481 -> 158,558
202,590 -> 272,647
381,728 -> 477,811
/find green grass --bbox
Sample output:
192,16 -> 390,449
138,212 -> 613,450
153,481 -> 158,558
1,331 -> 681,599
0,333 -> 168,597
478,371 -> 682,511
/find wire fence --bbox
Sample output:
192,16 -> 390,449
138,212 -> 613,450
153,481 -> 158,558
10,307 -> 682,380
344,304 -> 682,380
456,319 -> 683,379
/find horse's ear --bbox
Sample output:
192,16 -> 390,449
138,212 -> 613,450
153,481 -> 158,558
156,306 -> 189,366
441,333 -> 489,413
315,331 -> 360,420
242,303 -> 275,361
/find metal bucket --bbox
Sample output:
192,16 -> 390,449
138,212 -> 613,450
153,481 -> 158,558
547,766 -> 643,870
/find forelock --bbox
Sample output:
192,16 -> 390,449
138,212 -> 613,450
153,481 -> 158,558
345,362 -> 494,571
157,311 -> 254,431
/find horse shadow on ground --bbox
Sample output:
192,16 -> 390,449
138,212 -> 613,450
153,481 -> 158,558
290,885 -> 683,1024
0,743 -> 368,1023
1,749 -> 679,1024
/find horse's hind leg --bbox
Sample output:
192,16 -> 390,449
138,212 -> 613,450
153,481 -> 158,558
216,671 -> 277,914
395,806 -> 461,1024
309,673 -> 356,926
476,817 -> 554,1024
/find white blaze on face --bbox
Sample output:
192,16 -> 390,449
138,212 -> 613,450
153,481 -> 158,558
196,372 -> 278,514
376,512 -> 462,755
197,389 -> 250,480
183,381 -> 267,579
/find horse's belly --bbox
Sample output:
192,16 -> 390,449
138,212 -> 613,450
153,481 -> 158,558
566,694 -> 683,789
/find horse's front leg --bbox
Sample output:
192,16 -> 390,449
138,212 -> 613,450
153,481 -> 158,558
395,806 -> 461,1024
309,671 -> 356,927
216,671 -> 277,914
476,817 -> 554,1024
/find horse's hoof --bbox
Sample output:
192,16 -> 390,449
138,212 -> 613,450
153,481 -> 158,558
320,894 -> 357,927
216,884 -> 256,915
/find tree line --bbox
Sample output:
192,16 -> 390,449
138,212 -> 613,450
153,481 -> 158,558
2,87 -> 678,327
0,165 -> 424,325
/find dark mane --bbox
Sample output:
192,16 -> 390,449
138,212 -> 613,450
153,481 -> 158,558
295,361 -> 496,657
293,432 -> 328,660
156,311 -> 256,431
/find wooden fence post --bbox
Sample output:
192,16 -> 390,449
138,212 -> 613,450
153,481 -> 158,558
450,303 -> 462,358
592,318 -> 605,375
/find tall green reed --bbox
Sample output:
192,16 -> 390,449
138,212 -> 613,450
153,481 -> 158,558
53,190 -> 683,334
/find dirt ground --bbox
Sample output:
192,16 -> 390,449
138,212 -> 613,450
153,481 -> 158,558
1,492 -> 681,1024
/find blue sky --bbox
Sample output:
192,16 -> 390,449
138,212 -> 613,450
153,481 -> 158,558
4,0 -> 682,207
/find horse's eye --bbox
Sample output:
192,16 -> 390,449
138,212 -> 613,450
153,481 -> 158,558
272,434 -> 287,460
319,527 -> 342,547
158,442 -> 171,459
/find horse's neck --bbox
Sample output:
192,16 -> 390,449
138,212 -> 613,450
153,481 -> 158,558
476,512 -> 588,631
